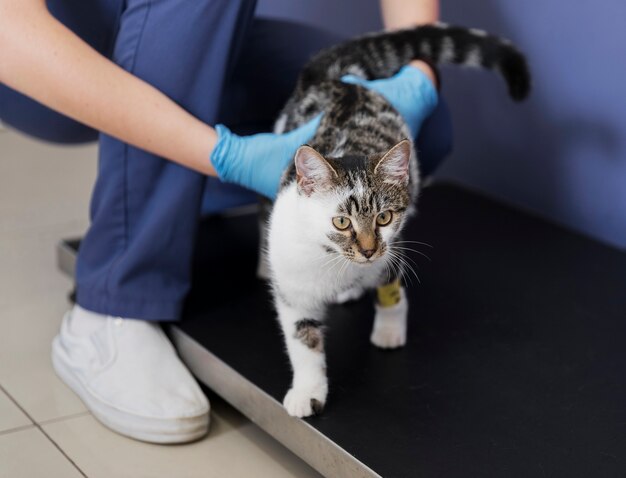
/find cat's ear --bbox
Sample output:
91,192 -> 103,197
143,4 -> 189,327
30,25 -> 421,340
374,139 -> 411,186
295,145 -> 337,196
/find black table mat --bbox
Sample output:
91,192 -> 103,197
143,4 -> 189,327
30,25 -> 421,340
175,182 -> 626,477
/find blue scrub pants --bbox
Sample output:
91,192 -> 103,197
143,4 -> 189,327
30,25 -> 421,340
0,0 -> 452,321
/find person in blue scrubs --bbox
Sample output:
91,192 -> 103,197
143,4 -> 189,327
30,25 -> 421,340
0,0 -> 450,442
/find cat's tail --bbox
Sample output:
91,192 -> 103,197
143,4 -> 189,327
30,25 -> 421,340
298,22 -> 531,101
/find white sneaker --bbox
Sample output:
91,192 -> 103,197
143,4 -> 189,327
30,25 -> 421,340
52,310 -> 209,443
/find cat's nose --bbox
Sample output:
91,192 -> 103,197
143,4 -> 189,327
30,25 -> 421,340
360,248 -> 376,259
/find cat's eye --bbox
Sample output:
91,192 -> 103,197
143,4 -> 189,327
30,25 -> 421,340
332,216 -> 351,230
376,211 -> 393,226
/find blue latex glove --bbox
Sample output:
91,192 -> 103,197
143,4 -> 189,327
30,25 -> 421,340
211,114 -> 322,199
342,65 -> 438,138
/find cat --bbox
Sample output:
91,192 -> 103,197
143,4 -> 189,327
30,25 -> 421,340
262,22 -> 531,417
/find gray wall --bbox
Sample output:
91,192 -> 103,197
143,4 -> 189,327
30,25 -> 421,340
257,0 -> 626,249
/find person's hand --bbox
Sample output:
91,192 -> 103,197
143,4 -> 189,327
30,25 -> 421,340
341,65 -> 438,138
210,114 -> 322,199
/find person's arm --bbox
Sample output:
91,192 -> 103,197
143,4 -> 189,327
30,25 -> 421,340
379,0 -> 439,85
0,0 -> 218,175
0,0 -> 321,198
342,0 -> 441,140
380,0 -> 439,30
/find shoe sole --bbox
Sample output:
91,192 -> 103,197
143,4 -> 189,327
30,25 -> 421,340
52,335 -> 209,444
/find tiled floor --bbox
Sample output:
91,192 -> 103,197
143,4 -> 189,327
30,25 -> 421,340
0,129 -> 322,477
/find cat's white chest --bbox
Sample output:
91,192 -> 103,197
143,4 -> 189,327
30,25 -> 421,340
268,186 -> 384,310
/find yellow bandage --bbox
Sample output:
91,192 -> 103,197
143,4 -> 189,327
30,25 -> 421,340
377,279 -> 402,307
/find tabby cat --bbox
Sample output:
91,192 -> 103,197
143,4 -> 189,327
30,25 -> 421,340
263,23 -> 530,417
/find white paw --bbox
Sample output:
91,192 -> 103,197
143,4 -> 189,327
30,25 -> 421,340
335,286 -> 364,304
370,325 -> 406,349
370,288 -> 408,349
283,383 -> 328,417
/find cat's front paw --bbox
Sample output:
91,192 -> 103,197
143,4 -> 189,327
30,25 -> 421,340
283,383 -> 328,418
370,324 -> 406,348
370,289 -> 408,349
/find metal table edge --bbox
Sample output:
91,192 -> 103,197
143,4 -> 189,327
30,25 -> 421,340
170,326 -> 381,478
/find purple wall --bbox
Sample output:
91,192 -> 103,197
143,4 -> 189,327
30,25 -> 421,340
257,0 -> 626,249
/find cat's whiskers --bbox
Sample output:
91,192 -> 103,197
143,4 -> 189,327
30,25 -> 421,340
391,246 -> 431,263
321,254 -> 346,279
388,247 -> 421,270
389,241 -> 432,262
383,256 -> 394,284
389,249 -> 419,280
309,250 -> 338,264
335,255 -> 352,288
386,249 -> 421,285
317,252 -> 342,269
391,240 -> 433,248
387,254 -> 412,287
400,256 -> 421,285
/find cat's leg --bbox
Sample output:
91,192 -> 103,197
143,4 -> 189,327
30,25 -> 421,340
370,278 -> 408,349
275,298 -> 328,417
334,286 -> 365,304
256,198 -> 273,280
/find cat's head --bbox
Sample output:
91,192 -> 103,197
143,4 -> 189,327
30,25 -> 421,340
293,140 -> 413,265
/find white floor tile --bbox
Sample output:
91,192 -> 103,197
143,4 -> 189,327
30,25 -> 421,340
0,130 -> 96,234
1,126 -> 324,477
0,221 -> 86,310
0,389 -> 32,433
0,427 -> 83,478
43,395 -> 322,478
0,298 -> 87,423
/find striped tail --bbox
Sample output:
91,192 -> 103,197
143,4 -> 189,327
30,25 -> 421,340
298,22 -> 531,101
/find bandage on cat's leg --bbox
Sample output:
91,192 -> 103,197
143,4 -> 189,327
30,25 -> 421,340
275,300 -> 328,417
371,279 -> 409,349
377,279 -> 402,307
